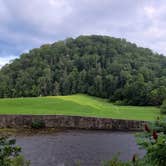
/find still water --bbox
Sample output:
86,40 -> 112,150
14,130 -> 145,166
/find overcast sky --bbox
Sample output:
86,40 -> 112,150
0,0 -> 166,67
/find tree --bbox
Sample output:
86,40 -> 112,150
53,81 -> 60,95
94,75 -> 103,97
161,99 -> 166,114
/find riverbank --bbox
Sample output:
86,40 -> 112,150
0,128 -> 65,136
0,115 -> 146,131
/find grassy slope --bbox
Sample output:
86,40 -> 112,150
0,94 -> 160,121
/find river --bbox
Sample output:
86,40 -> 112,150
13,130 -> 145,166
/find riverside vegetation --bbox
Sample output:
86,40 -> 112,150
0,137 -> 30,166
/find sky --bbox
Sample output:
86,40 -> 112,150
0,0 -> 166,67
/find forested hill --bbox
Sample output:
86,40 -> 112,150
0,35 -> 166,106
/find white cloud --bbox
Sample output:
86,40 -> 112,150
144,6 -> 156,19
0,0 -> 11,23
0,0 -> 166,68
5,0 -> 73,34
0,55 -> 17,68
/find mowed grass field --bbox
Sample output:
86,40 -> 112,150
0,94 -> 160,121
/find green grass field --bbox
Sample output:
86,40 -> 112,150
0,94 -> 160,121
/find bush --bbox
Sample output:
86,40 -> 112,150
31,119 -> 45,129
114,100 -> 125,106
11,156 -> 30,166
136,119 -> 166,166
160,99 -> 166,114
102,155 -> 131,166
102,155 -> 152,166
0,137 -> 30,166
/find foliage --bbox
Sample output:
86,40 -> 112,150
136,118 -> 166,166
11,156 -> 30,166
0,137 -> 29,166
114,100 -> 125,106
102,154 -> 152,166
0,94 -> 160,121
160,99 -> 166,114
103,157 -> 152,166
0,35 -> 166,106
102,155 -> 131,166
31,120 -> 45,129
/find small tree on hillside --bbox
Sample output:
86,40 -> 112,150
161,99 -> 166,114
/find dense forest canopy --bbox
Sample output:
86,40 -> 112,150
0,35 -> 166,106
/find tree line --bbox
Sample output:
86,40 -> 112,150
0,35 -> 166,106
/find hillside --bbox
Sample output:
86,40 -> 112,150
0,94 -> 160,121
0,35 -> 166,105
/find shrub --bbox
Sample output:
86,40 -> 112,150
31,119 -> 45,129
11,156 -> 30,166
0,137 -> 29,166
136,119 -> 166,166
114,100 -> 125,106
160,99 -> 166,114
102,155 -> 131,166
